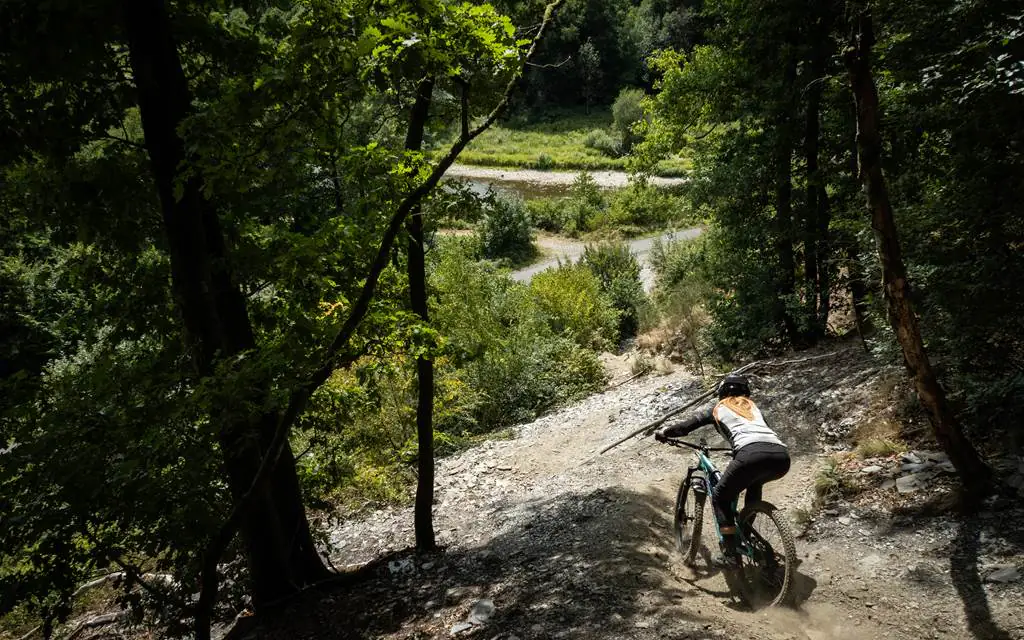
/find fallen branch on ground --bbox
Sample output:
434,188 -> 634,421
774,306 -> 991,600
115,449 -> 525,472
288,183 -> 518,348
15,572 -> 176,640
66,613 -> 126,640
598,349 -> 852,454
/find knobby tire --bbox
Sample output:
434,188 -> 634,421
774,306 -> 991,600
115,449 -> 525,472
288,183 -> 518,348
673,476 -> 704,566
736,501 -> 796,608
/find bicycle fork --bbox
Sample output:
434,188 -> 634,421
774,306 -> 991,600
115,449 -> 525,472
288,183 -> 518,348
688,467 -> 741,547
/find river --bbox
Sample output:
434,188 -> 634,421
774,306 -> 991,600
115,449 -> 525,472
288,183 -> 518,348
444,164 -> 687,199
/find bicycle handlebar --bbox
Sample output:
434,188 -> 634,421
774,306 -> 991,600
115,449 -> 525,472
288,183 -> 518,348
659,437 -> 733,454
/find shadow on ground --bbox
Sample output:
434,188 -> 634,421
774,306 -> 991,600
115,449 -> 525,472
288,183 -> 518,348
950,516 -> 1022,640
883,496 -> 1024,640
248,487 -> 713,639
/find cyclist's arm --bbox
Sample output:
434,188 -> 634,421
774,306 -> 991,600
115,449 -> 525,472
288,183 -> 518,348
660,407 -> 715,438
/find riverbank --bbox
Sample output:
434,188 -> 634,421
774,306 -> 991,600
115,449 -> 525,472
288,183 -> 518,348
445,164 -> 687,194
433,110 -> 690,177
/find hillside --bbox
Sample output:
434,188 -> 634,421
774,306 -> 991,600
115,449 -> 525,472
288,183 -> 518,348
245,343 -> 1024,640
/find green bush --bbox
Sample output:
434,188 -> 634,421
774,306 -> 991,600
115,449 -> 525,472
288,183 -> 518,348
529,262 -> 619,350
581,242 -> 648,340
649,233 -> 708,291
533,153 -> 556,170
423,180 -> 491,228
430,243 -> 606,430
612,87 -> 647,153
596,180 -> 685,232
562,171 -> 606,235
583,128 -> 622,157
479,192 -> 535,265
526,197 -> 572,233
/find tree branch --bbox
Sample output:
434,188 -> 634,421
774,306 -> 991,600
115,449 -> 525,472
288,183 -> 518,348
688,124 -> 720,141
457,77 -> 470,140
598,348 -> 853,454
526,56 -> 571,69
193,4 -> 564,637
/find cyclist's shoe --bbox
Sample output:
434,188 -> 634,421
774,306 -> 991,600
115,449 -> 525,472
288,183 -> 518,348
714,536 -> 741,569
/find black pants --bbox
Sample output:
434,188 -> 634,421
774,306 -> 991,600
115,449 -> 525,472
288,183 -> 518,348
712,442 -> 790,529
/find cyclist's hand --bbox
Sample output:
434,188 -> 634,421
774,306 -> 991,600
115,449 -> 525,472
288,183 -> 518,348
654,428 -> 668,443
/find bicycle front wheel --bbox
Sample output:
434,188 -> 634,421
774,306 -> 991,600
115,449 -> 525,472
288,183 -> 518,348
736,501 -> 796,608
673,474 -> 705,566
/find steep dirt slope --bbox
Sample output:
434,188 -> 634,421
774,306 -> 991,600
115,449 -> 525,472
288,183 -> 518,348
254,343 -> 1023,640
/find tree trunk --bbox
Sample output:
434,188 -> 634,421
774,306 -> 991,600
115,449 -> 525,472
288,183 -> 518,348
846,240 -> 870,341
846,6 -> 990,495
121,0 -> 328,608
775,58 -> 799,342
804,12 -> 833,340
405,78 -> 437,551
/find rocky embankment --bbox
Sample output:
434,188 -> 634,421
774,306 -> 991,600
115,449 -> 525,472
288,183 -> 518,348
245,341 -> 1023,640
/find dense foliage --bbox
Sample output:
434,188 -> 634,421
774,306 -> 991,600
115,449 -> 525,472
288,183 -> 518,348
640,0 -> 1024,449
0,0 -> 534,633
3,0 -> 1022,635
495,0 -> 706,111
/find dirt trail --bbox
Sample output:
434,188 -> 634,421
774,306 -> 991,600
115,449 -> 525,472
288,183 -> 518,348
261,345 -> 1024,640
514,229 -> 703,291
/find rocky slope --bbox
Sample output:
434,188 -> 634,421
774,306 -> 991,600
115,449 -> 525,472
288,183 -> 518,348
252,341 -> 1023,640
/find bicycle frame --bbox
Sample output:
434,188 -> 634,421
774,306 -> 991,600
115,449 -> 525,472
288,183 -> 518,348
666,438 -> 749,552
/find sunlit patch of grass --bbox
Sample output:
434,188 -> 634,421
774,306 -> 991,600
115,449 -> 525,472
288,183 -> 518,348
791,506 -> 813,528
435,110 -> 691,176
813,456 -> 859,502
854,437 -> 903,459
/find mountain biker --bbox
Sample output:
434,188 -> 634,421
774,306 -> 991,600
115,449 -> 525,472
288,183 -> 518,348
654,374 -> 790,567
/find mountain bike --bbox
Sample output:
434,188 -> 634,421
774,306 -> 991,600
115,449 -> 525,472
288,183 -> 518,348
660,436 -> 797,608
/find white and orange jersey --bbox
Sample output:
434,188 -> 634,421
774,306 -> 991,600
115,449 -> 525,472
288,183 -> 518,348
711,397 -> 785,450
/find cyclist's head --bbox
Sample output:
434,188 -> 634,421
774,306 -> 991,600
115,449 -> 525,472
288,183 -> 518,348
717,374 -> 751,399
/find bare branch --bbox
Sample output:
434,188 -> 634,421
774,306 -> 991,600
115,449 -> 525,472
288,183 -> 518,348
66,613 -> 125,640
526,56 -> 572,69
598,348 -> 854,454
689,124 -> 720,141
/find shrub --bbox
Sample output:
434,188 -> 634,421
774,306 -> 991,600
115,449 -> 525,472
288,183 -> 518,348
562,171 -> 605,235
583,128 -> 623,157
647,235 -> 713,372
423,180 -> 491,228
581,242 -> 648,340
526,197 -> 572,233
529,263 -> 618,350
534,153 -> 555,170
479,191 -> 535,265
612,87 -> 647,153
649,234 -> 709,293
429,243 -> 606,431
600,180 -> 685,231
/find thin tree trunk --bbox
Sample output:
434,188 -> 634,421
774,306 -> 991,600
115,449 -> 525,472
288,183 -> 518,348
405,78 -> 437,551
846,239 -> 870,345
804,64 -> 821,341
846,5 -> 990,495
775,57 -> 799,342
121,0 -> 327,612
804,11 -> 833,340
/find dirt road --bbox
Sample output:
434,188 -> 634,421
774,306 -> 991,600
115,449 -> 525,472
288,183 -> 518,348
513,229 -> 703,291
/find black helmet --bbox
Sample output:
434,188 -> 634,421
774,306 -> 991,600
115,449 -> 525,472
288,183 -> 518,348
717,374 -> 751,399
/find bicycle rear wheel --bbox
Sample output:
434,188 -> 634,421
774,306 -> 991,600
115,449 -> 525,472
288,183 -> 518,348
735,501 -> 796,608
673,474 -> 705,566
